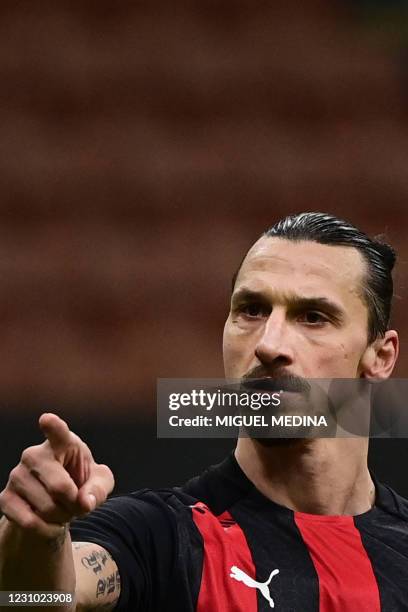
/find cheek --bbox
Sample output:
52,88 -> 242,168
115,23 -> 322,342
223,322 -> 253,376
222,320 -> 231,356
222,323 -> 234,368
315,338 -> 366,377
223,329 -> 239,373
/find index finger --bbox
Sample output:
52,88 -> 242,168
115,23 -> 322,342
38,413 -> 72,458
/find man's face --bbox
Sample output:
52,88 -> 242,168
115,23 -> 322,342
223,237 -> 372,382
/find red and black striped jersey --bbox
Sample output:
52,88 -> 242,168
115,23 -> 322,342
71,454 -> 408,611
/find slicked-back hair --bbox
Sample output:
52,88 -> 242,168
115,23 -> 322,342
232,212 -> 396,344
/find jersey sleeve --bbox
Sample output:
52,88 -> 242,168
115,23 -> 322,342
69,489 -> 178,611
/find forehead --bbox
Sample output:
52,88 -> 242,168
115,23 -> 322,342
236,237 -> 367,303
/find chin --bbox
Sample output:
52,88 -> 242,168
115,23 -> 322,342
254,438 -> 307,449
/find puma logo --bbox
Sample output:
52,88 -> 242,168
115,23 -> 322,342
230,565 -> 279,608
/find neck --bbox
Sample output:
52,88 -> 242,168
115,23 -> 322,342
235,437 -> 375,515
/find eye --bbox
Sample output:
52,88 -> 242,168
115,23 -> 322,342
239,302 -> 268,319
298,311 -> 328,325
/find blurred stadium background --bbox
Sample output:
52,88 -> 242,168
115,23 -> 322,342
1,0 -> 408,494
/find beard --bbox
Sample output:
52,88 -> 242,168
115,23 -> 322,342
239,368 -> 338,440
254,438 -> 306,448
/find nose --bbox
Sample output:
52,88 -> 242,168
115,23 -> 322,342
254,310 -> 294,369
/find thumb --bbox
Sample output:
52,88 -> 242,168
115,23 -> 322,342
76,463 -> 115,514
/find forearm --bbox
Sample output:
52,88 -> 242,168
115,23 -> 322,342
0,516 -> 76,610
0,414 -> 115,611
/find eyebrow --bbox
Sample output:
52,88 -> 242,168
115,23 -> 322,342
231,288 -> 345,322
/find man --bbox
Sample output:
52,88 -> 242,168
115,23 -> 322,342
0,212 -> 406,611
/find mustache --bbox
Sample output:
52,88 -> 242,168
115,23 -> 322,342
240,367 -> 311,393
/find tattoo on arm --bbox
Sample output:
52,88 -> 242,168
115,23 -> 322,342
91,597 -> 120,611
81,549 -> 112,574
73,544 -> 120,610
96,572 -> 120,605
96,573 -> 117,597
96,578 -> 106,598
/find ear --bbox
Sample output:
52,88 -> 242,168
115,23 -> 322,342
359,330 -> 399,379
